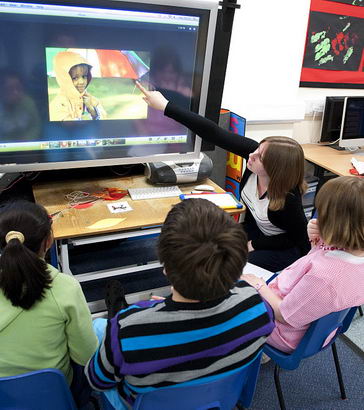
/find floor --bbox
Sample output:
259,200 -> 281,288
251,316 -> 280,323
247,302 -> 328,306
250,337 -> 364,410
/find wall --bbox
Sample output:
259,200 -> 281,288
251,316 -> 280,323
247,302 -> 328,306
220,0 -> 364,143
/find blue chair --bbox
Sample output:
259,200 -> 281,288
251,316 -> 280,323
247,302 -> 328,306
0,368 -> 77,410
101,351 -> 262,410
263,307 -> 358,410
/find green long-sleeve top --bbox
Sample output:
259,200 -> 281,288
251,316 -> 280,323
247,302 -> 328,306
0,264 -> 98,384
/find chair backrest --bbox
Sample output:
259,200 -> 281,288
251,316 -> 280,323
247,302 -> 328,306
132,352 -> 262,410
296,306 -> 357,359
0,368 -> 77,410
264,307 -> 358,371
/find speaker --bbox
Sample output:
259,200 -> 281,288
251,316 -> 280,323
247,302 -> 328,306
145,153 -> 213,184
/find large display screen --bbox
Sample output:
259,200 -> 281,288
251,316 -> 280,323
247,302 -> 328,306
0,0 -> 217,172
339,97 -> 364,149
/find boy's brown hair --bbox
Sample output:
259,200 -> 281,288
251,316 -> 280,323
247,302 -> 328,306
158,198 -> 248,302
316,176 -> 364,250
261,136 -> 307,211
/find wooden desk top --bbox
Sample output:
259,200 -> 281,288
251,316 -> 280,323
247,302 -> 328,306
302,143 -> 364,176
33,176 -> 243,240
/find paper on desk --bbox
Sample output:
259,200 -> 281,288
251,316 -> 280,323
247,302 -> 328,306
351,158 -> 364,175
86,218 -> 126,229
242,262 -> 275,282
107,201 -> 132,213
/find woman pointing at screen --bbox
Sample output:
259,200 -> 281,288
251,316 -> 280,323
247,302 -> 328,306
137,82 -> 310,272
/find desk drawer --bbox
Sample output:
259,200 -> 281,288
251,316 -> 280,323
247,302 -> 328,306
68,236 -> 159,275
80,268 -> 169,303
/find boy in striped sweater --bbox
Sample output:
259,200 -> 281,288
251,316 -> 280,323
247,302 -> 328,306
85,198 -> 274,409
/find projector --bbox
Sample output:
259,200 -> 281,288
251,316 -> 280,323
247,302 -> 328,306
145,153 -> 213,184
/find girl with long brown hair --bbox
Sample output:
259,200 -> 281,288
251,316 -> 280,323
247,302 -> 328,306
136,82 -> 309,272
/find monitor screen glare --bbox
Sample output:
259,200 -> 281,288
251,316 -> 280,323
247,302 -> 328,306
0,0 -> 217,172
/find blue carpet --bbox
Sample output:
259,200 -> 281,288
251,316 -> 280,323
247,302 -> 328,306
251,337 -> 364,409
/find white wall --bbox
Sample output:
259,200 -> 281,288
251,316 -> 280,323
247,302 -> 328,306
220,0 -> 363,143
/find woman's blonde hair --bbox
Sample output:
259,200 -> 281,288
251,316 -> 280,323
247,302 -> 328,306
316,176 -> 364,250
261,136 -> 306,211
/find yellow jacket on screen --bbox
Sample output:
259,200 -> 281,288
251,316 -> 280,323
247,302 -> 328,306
49,51 -> 106,121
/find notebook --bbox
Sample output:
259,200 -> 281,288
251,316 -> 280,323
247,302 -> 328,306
179,192 -> 243,209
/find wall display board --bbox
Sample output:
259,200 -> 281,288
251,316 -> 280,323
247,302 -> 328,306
300,0 -> 364,89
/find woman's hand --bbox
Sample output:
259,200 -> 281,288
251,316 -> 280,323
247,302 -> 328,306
247,240 -> 255,252
136,81 -> 169,111
307,218 -> 320,245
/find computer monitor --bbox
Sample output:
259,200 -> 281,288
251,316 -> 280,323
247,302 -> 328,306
339,96 -> 364,150
320,96 -> 345,144
0,0 -> 218,173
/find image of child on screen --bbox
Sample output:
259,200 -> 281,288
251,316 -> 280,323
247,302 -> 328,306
49,51 -> 106,121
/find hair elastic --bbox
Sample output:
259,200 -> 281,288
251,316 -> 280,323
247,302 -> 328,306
5,231 -> 25,244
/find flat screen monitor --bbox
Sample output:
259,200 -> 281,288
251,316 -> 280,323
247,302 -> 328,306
320,96 -> 345,144
0,0 -> 218,172
339,96 -> 364,149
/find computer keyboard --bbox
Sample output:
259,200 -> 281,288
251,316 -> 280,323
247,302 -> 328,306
128,185 -> 183,200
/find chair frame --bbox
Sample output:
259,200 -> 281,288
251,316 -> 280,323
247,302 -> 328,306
264,307 -> 358,410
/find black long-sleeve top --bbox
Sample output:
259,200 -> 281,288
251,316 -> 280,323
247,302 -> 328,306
165,102 -> 310,256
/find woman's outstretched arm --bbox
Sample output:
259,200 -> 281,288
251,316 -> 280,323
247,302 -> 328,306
136,81 -> 258,159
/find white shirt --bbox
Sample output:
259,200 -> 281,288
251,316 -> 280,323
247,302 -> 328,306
241,173 -> 285,236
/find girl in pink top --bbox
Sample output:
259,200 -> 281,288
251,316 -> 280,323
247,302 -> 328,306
242,176 -> 364,353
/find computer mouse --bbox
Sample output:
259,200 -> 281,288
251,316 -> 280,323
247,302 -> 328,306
194,184 -> 215,192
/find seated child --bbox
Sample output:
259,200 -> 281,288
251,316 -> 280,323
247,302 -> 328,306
0,201 -> 98,389
242,176 -> 364,353
49,50 -> 106,121
85,198 -> 275,409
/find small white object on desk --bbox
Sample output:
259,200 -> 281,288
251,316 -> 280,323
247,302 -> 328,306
107,201 -> 132,213
351,157 -> 364,175
194,184 -> 215,192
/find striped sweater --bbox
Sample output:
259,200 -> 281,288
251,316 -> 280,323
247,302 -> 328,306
85,281 -> 274,404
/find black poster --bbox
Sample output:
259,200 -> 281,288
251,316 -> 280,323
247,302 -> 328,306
302,11 -> 363,71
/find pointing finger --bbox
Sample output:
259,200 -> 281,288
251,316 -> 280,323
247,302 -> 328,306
135,80 -> 148,96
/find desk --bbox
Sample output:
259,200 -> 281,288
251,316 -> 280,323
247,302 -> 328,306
33,175 -> 244,312
302,143 -> 364,197
302,143 -> 363,177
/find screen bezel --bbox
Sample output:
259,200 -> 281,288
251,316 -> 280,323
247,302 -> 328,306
0,0 -> 218,172
319,96 -> 344,144
339,96 -> 364,149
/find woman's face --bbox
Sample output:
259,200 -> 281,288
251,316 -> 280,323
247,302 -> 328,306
247,142 -> 268,177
